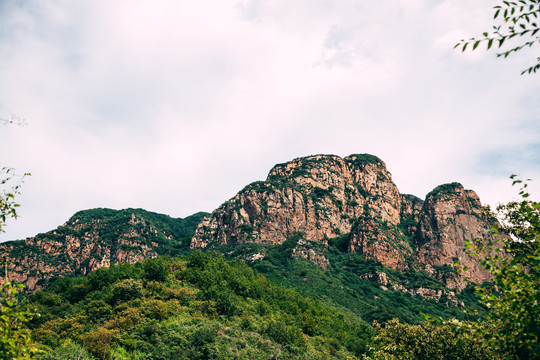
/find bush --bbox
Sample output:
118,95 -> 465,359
39,342 -> 93,360
111,279 -> 143,304
143,257 -> 169,282
0,282 -> 41,359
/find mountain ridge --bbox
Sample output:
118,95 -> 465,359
0,153 -> 499,296
190,153 -> 499,290
0,208 -> 207,290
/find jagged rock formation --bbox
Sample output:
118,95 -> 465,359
0,153 -> 501,295
0,208 -> 206,291
191,154 -> 403,247
414,183 -> 500,289
191,154 -> 500,290
361,271 -> 464,307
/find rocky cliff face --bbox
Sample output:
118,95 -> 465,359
1,153 -> 500,294
191,154 -> 500,290
0,209 -> 206,291
413,183 -> 500,289
191,154 -> 403,248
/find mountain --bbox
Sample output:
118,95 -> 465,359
0,153 -> 500,321
191,154 -> 499,291
0,208 -> 207,291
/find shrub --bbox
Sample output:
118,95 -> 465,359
143,257 -> 169,282
111,279 -> 143,304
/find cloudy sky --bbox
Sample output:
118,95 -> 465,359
1,0 -> 539,242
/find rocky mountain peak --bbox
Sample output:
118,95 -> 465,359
191,154 -> 500,290
191,154 -> 402,249
414,182 -> 500,289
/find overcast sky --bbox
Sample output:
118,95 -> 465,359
1,0 -> 539,242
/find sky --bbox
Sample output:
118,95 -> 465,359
1,0 -> 539,242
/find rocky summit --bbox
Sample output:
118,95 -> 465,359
191,153 -> 500,290
0,153 -> 500,294
0,208 -> 206,291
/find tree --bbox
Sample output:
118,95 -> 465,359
1,116 -> 30,233
463,177 -> 539,359
0,173 -> 40,359
0,122 -> 39,358
0,282 -> 41,359
0,167 -> 29,233
143,257 -> 169,282
363,318 -> 496,360
456,0 -> 540,74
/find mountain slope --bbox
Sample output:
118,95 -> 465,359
0,152 -> 500,305
191,154 -> 500,290
28,253 -> 373,359
0,208 -> 207,290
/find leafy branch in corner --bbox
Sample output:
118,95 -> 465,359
455,0 -> 540,75
0,282 -> 41,359
1,116 -> 31,232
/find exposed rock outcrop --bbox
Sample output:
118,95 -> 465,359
0,209 -> 206,291
192,154 -> 402,248
0,153 -> 501,295
361,270 -> 464,307
413,183 -> 502,289
191,154 -> 500,290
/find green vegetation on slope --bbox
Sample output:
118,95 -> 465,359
25,252 -> 373,359
221,234 -> 483,325
66,208 -> 208,254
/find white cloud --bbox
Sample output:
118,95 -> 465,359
0,0 -> 539,241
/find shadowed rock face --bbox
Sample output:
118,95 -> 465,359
413,183 -> 501,289
191,154 -> 501,290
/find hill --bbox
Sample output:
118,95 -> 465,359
27,252 -> 374,359
0,153 -> 501,322
0,208 -> 207,291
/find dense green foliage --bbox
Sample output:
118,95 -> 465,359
0,282 -> 41,359
25,253 -> 373,359
0,165 -> 40,359
221,235 -> 482,325
364,319 -> 496,359
461,178 -> 540,359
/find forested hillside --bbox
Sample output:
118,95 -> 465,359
1,154 -> 538,359
27,252 -> 374,359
